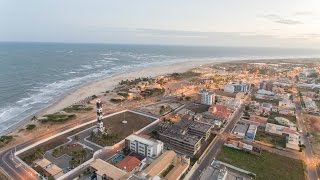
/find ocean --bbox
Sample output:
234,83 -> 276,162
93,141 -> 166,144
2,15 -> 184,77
0,42 -> 320,134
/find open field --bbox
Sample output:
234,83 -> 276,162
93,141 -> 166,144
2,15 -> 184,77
255,131 -> 286,148
89,111 -> 155,146
217,146 -> 306,180
186,103 -> 210,113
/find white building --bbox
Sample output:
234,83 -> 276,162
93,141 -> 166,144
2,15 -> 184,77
286,133 -> 300,151
279,99 -> 295,110
199,90 -> 215,105
125,135 -> 163,159
224,83 -> 251,93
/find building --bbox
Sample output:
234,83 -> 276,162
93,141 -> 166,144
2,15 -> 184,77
224,139 -> 254,152
246,124 -> 257,139
125,134 -> 163,159
265,123 -> 297,136
89,159 -> 127,180
224,82 -> 251,93
255,89 -> 275,100
199,90 -> 215,105
141,150 -> 190,180
158,120 -> 211,156
302,69 -> 318,77
116,153 -> 144,172
286,133 -> 301,151
34,158 -> 64,179
279,99 -> 295,110
302,96 -> 319,112
259,81 -> 273,91
200,160 -> 255,180
208,104 -> 231,120
233,124 -> 248,138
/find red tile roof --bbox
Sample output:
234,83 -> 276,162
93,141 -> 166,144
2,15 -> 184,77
116,155 -> 141,172
209,104 -> 230,118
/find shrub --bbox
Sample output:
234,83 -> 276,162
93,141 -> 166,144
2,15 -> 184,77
117,92 -> 129,98
26,124 -> 36,131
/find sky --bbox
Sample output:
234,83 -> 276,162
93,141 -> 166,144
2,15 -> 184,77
1,0 -> 320,48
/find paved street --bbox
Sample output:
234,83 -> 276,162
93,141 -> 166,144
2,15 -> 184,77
189,102 -> 245,179
294,93 -> 319,180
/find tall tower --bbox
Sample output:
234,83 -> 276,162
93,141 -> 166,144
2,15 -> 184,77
96,99 -> 105,133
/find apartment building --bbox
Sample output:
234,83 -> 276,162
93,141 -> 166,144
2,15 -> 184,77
125,134 -> 163,159
199,90 -> 215,105
158,120 -> 211,156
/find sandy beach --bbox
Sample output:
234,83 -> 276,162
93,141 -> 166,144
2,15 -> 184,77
41,59 -> 227,115
1,59 -> 228,136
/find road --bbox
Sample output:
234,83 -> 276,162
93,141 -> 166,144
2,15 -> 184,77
0,112 -> 104,180
189,102 -> 245,179
294,93 -> 319,180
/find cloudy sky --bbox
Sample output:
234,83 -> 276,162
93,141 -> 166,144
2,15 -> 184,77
1,0 -> 320,48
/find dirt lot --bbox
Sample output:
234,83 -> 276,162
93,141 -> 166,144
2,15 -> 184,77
303,114 -> 320,155
102,111 -> 155,141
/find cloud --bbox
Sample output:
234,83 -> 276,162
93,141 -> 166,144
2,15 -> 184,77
274,19 -> 302,25
260,14 -> 303,25
293,11 -> 313,16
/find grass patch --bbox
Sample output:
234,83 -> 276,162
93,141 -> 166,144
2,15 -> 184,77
26,124 -> 36,130
89,132 -> 119,146
63,105 -> 93,113
0,135 -> 13,148
217,146 -> 306,180
268,112 -> 296,123
169,71 -> 201,80
255,131 -> 286,148
41,113 -> 76,123
117,92 -> 129,98
252,96 -> 279,105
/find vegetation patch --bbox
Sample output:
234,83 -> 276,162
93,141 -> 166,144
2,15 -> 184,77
19,137 -> 68,165
169,71 -> 201,80
255,131 -> 286,148
26,124 -> 36,130
63,105 -> 93,113
41,113 -> 76,123
117,92 -> 129,98
217,146 -> 306,180
118,77 -> 154,86
251,96 -> 280,105
89,132 -> 119,146
110,98 -> 124,103
0,135 -> 13,148
52,143 -> 91,168
267,112 -> 296,123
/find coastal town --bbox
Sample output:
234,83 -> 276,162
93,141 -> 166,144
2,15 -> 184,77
1,59 -> 320,180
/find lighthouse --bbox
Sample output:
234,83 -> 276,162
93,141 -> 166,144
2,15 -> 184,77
96,99 -> 105,133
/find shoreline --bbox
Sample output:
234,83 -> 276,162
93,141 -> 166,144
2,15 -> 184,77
0,59 -> 225,136
1,57 -> 318,136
